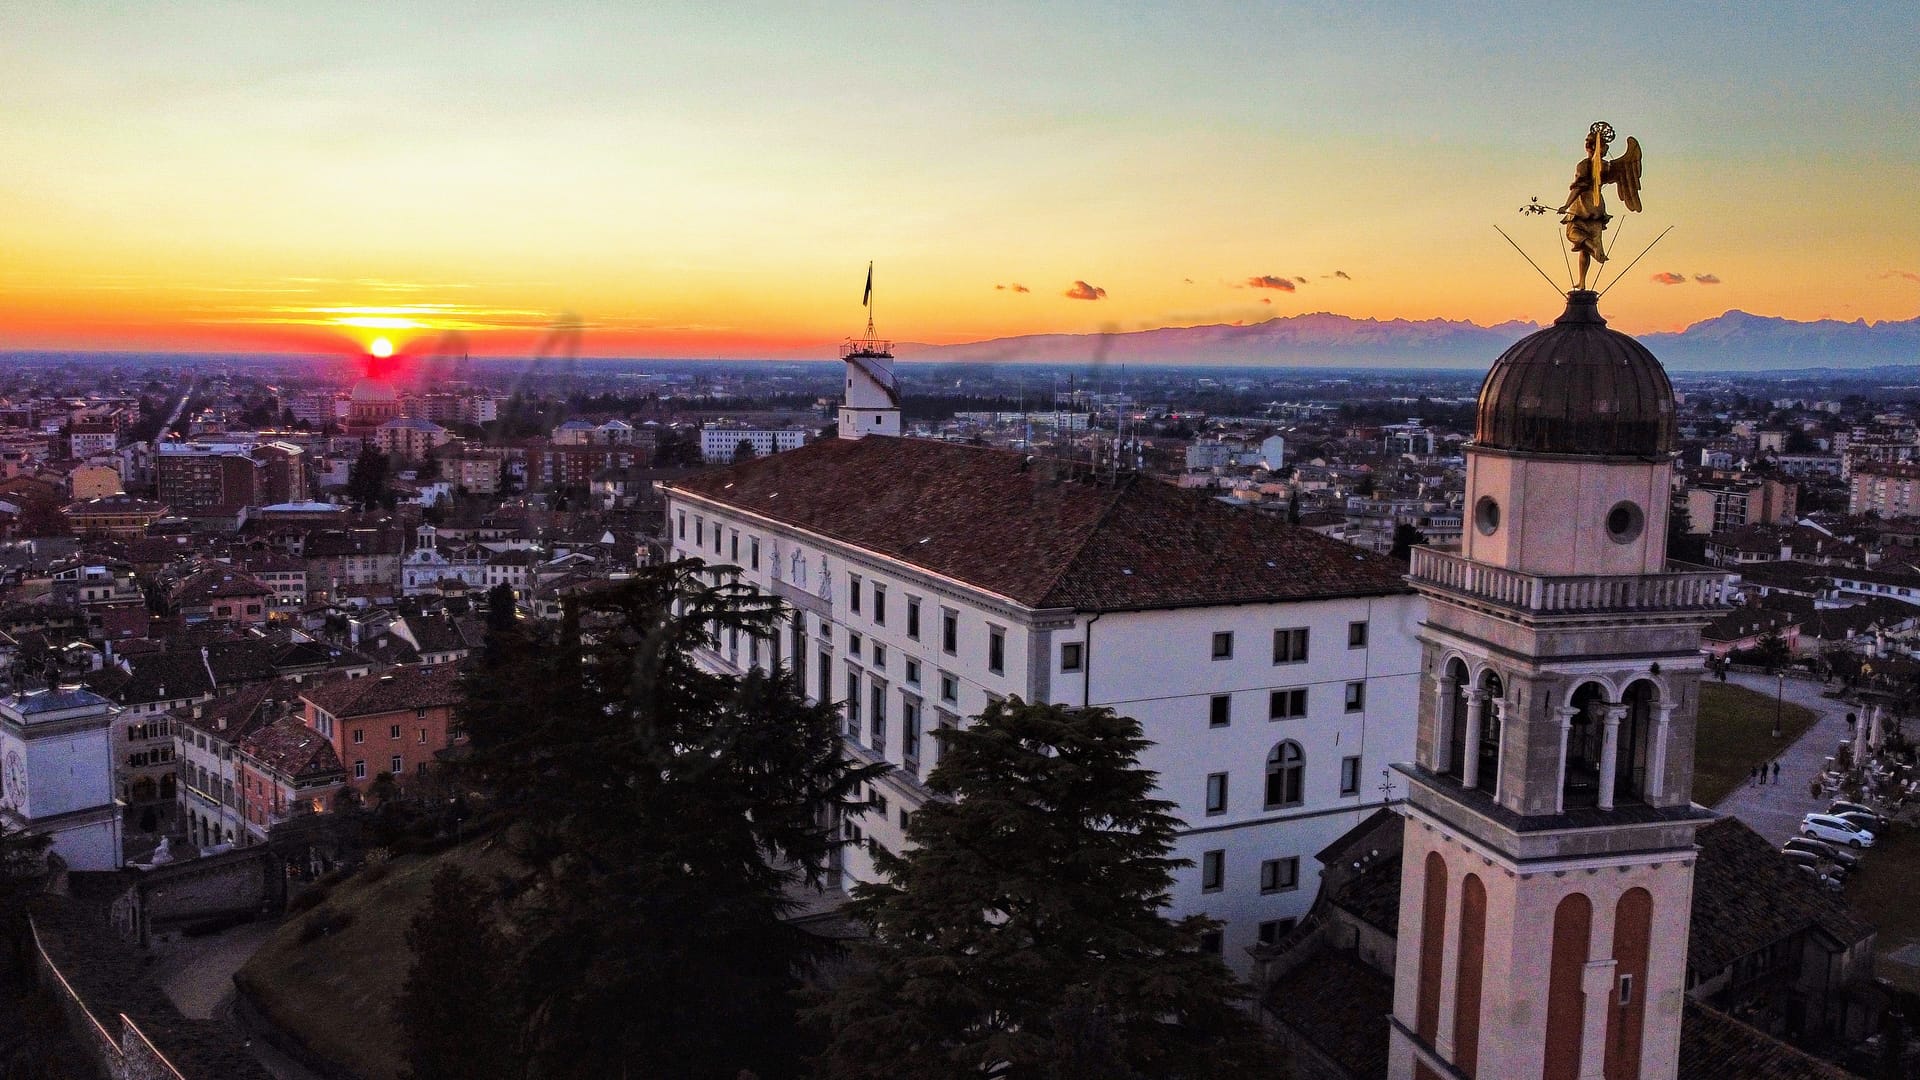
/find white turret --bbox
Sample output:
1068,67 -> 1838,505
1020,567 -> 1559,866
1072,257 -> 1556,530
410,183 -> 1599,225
838,340 -> 901,439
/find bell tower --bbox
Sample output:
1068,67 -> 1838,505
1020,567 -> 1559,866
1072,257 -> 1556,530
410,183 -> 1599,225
1387,290 -> 1725,1080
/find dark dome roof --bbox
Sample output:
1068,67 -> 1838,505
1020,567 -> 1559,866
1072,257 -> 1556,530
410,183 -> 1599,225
1474,290 -> 1676,457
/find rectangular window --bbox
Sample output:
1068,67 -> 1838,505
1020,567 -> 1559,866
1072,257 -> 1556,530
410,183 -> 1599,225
818,651 -> 832,705
391,755 -> 404,775
845,667 -> 862,728
1209,694 -> 1232,728
695,517 -> 704,545
872,584 -> 886,625
1269,688 -> 1308,720
1202,850 -> 1225,892
988,627 -> 1005,675
677,512 -> 686,539
1060,641 -> 1084,673
1273,627 -> 1309,664
905,659 -> 920,686
1199,929 -> 1223,956
942,610 -> 958,655
730,532 -> 738,561
906,598 -> 921,639
939,671 -> 958,705
354,760 -> 367,780
352,728 -> 364,744
1618,974 -> 1634,1005
1261,856 -> 1300,894
869,683 -> 887,753
848,631 -> 862,659
850,575 -> 862,614
1345,681 -> 1366,712
750,538 -> 760,570
871,643 -> 886,670
1341,755 -> 1362,796
902,697 -> 922,766
1348,620 -> 1368,649
1257,918 -> 1298,946
1205,772 -> 1228,816
418,728 -> 428,744
1211,631 -> 1234,660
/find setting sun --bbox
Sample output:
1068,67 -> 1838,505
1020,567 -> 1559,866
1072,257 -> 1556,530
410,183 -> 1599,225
369,336 -> 393,359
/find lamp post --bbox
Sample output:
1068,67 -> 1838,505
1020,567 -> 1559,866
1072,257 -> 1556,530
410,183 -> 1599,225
1773,670 -> 1784,739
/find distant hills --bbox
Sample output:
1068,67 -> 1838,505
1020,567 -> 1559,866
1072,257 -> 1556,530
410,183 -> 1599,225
895,309 -> 1920,371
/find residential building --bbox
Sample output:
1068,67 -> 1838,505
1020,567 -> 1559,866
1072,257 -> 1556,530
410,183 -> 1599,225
155,441 -> 263,518
298,664 -> 464,793
1849,460 -> 1920,519
1683,476 -> 1797,534
63,494 -> 168,539
699,425 -> 812,464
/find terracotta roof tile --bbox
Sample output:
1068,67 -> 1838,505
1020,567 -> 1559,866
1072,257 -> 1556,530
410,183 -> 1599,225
299,663 -> 460,719
1687,817 -> 1873,978
667,437 -> 1409,611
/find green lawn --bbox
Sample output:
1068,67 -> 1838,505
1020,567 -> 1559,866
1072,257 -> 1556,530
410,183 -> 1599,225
236,839 -> 510,1080
1692,681 -> 1819,807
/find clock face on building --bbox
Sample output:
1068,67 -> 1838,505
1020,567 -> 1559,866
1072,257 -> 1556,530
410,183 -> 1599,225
1,749 -> 25,814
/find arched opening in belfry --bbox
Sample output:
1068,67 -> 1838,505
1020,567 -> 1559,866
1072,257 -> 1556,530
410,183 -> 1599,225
1476,669 -> 1504,795
1445,657 -> 1470,778
1565,681 -> 1609,809
1616,680 -> 1658,805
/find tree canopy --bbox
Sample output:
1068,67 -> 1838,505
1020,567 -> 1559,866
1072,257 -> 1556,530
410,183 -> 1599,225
811,698 -> 1282,1080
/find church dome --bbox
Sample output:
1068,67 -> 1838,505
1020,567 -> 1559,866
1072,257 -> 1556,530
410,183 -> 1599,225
1473,290 -> 1675,458
351,379 -> 398,403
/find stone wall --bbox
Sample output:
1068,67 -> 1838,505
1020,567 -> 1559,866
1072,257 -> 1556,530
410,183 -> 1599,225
112,846 -> 286,945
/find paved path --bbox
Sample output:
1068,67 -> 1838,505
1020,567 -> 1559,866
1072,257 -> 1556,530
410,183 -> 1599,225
1711,672 -> 1855,845
152,921 -> 326,1080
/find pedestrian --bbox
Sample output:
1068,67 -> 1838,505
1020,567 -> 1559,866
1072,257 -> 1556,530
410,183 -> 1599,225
1749,764 -> 1758,786
1772,761 -> 1781,784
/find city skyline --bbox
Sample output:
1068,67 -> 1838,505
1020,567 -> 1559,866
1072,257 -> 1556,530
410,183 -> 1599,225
4,2 -> 1916,359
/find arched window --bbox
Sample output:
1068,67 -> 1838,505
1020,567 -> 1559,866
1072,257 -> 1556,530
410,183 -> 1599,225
1266,741 -> 1305,809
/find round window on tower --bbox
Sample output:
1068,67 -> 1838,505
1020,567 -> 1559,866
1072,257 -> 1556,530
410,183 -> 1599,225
1606,501 -> 1645,544
1474,496 -> 1501,536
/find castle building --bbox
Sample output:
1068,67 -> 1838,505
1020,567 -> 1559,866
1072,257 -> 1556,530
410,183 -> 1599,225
665,337 -> 1423,969
1389,290 -> 1726,1079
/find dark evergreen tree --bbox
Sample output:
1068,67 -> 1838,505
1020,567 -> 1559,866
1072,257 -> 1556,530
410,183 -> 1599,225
1388,522 -> 1428,562
811,698 -> 1283,1080
0,822 -> 51,978
398,865 -> 519,1080
346,446 -> 391,511
456,560 -> 886,1079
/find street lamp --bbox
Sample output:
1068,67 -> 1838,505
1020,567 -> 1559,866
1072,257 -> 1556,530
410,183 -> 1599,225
1773,671 -> 1784,739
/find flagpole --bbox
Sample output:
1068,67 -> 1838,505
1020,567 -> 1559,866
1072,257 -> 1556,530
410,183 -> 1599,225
864,261 -> 875,340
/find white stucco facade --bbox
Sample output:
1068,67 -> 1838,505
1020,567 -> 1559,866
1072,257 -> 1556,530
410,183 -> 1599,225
0,687 -> 124,871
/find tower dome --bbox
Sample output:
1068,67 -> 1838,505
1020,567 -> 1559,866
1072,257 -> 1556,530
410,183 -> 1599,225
1473,290 -> 1675,458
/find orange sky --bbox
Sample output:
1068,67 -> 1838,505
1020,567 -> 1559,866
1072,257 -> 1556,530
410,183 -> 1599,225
3,4 -> 1916,359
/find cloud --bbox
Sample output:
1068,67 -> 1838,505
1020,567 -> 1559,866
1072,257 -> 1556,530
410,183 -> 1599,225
1294,276 -> 1308,284
1334,270 -> 1351,280
1246,275 -> 1298,292
994,283 -> 1030,293
1183,277 -> 1195,285
1693,273 -> 1721,284
1064,280 -> 1107,301
1650,272 -> 1687,286
1259,298 -> 1272,305
1883,270 -> 1920,283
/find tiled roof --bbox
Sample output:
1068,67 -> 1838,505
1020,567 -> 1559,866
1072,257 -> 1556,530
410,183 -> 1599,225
1264,949 -> 1392,1080
241,716 -> 344,781
299,664 -> 460,719
1677,999 -> 1850,1080
174,681 -> 276,739
85,650 -> 214,706
667,437 -> 1410,611
1687,817 -> 1873,978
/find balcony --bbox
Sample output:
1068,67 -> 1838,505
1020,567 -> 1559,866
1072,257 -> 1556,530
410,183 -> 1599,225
1409,546 -> 1729,616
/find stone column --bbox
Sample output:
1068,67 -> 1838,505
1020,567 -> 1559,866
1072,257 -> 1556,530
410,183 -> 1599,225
1462,689 -> 1488,790
1434,676 -> 1456,773
1854,704 -> 1871,768
1555,706 -> 1579,814
1649,703 -> 1676,801
1579,959 -> 1619,1080
1598,705 -> 1627,810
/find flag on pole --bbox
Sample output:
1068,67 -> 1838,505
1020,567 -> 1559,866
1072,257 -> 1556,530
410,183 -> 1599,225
862,262 -> 872,308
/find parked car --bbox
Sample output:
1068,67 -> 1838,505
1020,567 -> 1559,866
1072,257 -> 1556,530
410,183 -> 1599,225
1784,836 -> 1862,871
1833,811 -> 1882,837
1783,848 -> 1848,881
1794,861 -> 1845,893
1804,813 -> 1877,848
1829,800 -> 1888,830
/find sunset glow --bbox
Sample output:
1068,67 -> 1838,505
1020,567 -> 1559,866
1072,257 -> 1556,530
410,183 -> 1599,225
369,337 -> 394,359
2,3 -> 1915,358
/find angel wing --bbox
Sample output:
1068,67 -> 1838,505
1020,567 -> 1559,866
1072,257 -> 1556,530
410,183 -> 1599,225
1603,136 -> 1642,213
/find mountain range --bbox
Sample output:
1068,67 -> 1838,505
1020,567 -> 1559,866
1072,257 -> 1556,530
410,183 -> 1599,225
894,309 -> 1920,370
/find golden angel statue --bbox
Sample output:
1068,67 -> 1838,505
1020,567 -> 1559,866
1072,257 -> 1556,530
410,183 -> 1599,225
1559,121 -> 1641,290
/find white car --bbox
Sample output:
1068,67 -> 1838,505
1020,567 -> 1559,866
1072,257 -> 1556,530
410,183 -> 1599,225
1803,813 -> 1876,848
